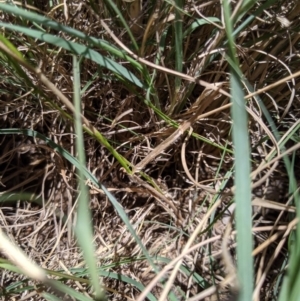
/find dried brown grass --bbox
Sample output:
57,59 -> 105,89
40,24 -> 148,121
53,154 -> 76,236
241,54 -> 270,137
0,0 -> 300,300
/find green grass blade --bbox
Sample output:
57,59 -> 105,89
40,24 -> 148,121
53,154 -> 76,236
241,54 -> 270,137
232,0 -> 278,38
72,55 -> 106,301
231,0 -> 256,24
0,22 -> 144,88
99,185 -> 159,273
93,270 -> 158,301
0,193 -> 43,206
0,3 -> 142,71
230,72 -> 253,301
0,128 -> 158,277
103,0 -> 139,51
0,33 -> 37,89
174,0 -> 183,83
183,17 -> 221,37
0,260 -> 93,300
222,1 -> 253,300
169,0 -> 183,114
46,279 -> 94,301
0,128 -> 99,184
42,294 -> 64,301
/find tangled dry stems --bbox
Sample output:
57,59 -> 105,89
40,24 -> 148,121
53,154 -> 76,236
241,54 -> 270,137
0,0 -> 300,300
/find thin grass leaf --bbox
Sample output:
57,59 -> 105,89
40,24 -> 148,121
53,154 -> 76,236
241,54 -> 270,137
183,17 -> 221,37
231,0 -> 257,24
72,55 -> 106,301
0,3 -> 143,71
174,0 -> 183,77
0,33 -> 37,88
46,279 -> 94,301
170,0 -> 183,114
99,185 -> 159,273
144,99 -> 234,154
275,255 -> 289,301
0,128 -> 159,278
232,0 -> 278,38
57,268 -> 158,301
42,293 -> 64,301
0,261 -> 24,275
222,1 -> 253,301
144,26 -> 170,111
0,193 -> 43,206
103,0 -> 139,51
229,66 -> 253,301
94,270 -> 158,301
47,254 -> 208,292
0,22 -> 144,88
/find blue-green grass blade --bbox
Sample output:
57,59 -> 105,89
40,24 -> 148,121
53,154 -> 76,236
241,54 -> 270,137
99,185 -> 159,273
183,17 -> 221,37
42,294 -> 64,301
0,128 -> 158,276
46,279 -> 94,301
0,260 -> 93,301
48,254 -> 208,291
232,0 -> 278,38
0,33 -> 37,89
223,1 -> 253,301
231,0 -> 256,24
47,260 -> 158,301
0,193 -> 43,206
72,55 -> 106,300
94,270 -> 157,301
103,0 -> 139,52
144,97 -> 234,154
0,3 -> 142,71
54,257 -> 205,301
174,0 -> 183,82
229,73 -> 253,301
0,22 -> 144,89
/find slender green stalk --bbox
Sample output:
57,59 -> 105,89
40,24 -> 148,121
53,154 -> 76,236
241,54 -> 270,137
72,55 -> 106,300
172,0 -> 183,114
222,1 -> 253,301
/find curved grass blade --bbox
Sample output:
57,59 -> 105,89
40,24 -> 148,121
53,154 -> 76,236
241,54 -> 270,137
0,258 -> 157,301
0,231 -> 94,300
95,270 -> 158,301
0,128 -> 158,276
183,17 -> 221,37
103,0 -> 139,51
0,3 -> 142,71
46,279 -> 94,301
232,0 -> 278,38
0,22 -> 144,88
0,33 -> 37,89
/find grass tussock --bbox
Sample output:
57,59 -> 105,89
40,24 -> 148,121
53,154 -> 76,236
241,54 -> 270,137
0,0 -> 300,300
